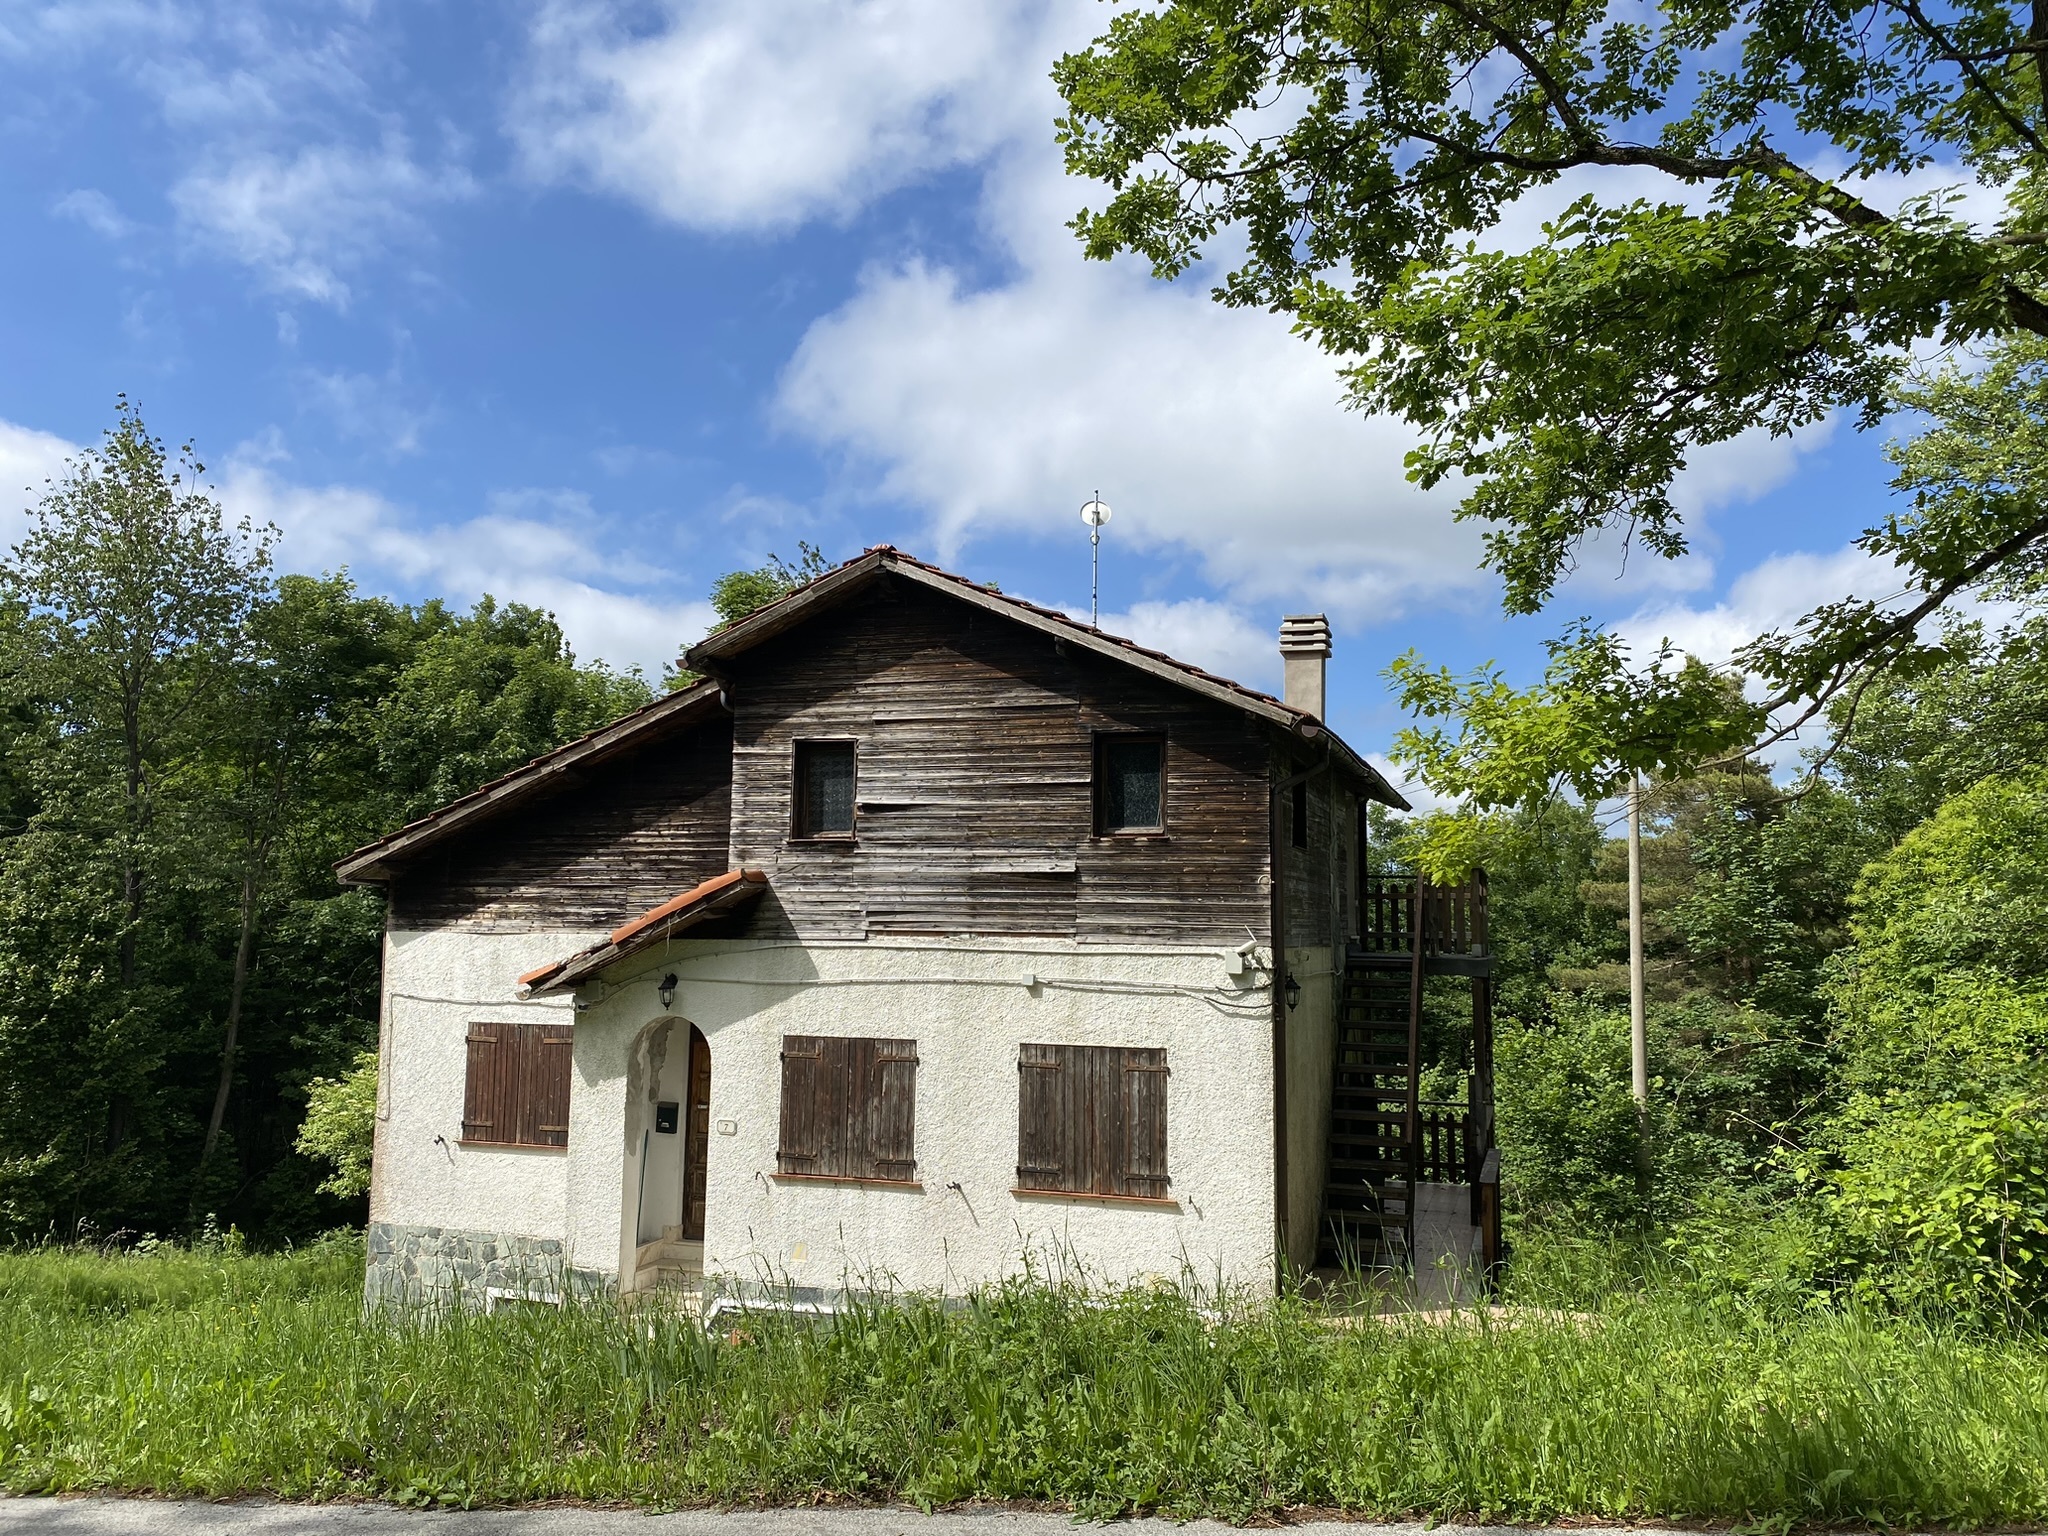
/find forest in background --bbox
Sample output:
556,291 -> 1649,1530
6,403 -> 2048,1328
1378,603 -> 2048,1314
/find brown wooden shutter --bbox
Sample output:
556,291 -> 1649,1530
465,1022 -> 574,1148
1017,1043 -> 1168,1197
869,1039 -> 918,1180
779,1035 -> 918,1180
1017,1043 -> 1072,1191
463,1024 -> 509,1143
529,1024 -> 574,1147
778,1035 -> 824,1173
1116,1048 -> 1170,1199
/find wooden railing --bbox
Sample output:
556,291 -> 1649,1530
1359,873 -> 1489,956
1417,1102 -> 1472,1184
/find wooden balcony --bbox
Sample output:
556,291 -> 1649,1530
1354,874 -> 1493,976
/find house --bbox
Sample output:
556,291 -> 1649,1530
337,547 -> 1498,1307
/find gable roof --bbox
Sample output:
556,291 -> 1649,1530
334,547 -> 1407,884
334,678 -> 727,885
519,868 -> 769,996
683,546 -> 1406,808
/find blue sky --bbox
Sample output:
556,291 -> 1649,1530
0,1 -> 1943,800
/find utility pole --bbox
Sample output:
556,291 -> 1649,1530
1628,774 -> 1651,1192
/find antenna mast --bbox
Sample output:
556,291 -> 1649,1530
1079,493 -> 1112,626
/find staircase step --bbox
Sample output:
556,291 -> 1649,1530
1320,958 -> 1428,1267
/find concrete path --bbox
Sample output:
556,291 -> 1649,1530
0,1501 -> 1699,1536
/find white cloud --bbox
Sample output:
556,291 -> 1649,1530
6,3 -> 474,302
171,136 -> 473,306
1078,597 -> 1280,691
511,0 -> 1045,232
0,409 -> 709,679
0,419 -> 82,551
1617,544 -> 1903,670
220,451 -> 715,679
52,187 -> 134,239
295,363 -> 431,455
779,211 -> 1486,620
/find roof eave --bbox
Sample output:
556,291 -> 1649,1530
334,678 -> 727,885
686,547 -> 1315,736
525,869 -> 768,996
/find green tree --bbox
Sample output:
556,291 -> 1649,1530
708,543 -> 830,630
1828,611 -> 2048,842
3,401 -> 270,991
295,1051 -> 376,1201
193,577 -> 416,1201
1058,7 -> 2048,798
1793,770 -> 2048,1312
372,596 -> 651,822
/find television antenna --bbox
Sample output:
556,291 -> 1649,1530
1080,493 -> 1111,626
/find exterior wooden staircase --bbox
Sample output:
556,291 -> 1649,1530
1318,874 -> 1500,1273
1322,962 -> 1418,1266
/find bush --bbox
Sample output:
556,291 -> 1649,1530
296,1051 -> 376,1199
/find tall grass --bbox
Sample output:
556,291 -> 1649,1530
4,1232 -> 2048,1523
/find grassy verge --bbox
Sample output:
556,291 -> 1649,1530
4,1234 -> 2048,1523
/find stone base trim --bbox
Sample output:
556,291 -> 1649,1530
365,1221 -> 608,1310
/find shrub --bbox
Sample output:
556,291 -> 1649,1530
296,1051 -> 376,1199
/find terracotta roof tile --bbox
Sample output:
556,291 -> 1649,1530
608,867 -> 756,946
522,868 -> 769,996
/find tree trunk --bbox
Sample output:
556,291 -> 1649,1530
198,863 -> 259,1182
119,695 -> 144,989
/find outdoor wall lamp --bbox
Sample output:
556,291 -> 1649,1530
1283,973 -> 1301,1011
658,973 -> 678,1010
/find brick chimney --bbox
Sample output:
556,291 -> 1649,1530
1279,614 -> 1332,720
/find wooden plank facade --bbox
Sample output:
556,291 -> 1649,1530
721,577 -> 1277,946
390,717 -> 735,931
382,573 -> 1319,950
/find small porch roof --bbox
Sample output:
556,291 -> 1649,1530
517,868 -> 768,997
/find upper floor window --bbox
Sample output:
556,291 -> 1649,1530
793,739 -> 856,838
1095,734 -> 1164,834
1291,779 -> 1309,849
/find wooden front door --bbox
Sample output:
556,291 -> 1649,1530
682,1026 -> 711,1240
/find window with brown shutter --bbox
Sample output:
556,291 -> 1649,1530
776,1035 -> 918,1183
462,1021 -> 574,1149
1015,1043 -> 1170,1200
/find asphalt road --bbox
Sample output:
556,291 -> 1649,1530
0,1503 -> 1699,1536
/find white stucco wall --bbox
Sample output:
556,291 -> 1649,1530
574,937 -> 1282,1298
374,926 -> 1286,1297
370,925 -> 602,1249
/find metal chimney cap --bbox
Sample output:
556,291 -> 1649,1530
1278,614 -> 1332,656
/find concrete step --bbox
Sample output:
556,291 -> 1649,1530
633,1236 -> 704,1284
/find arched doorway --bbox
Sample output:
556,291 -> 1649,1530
629,1020 -> 711,1289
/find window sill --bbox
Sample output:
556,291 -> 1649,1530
772,1172 -> 921,1190
785,835 -> 858,847
1092,830 -> 1169,841
1011,1187 -> 1179,1210
456,1139 -> 567,1153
